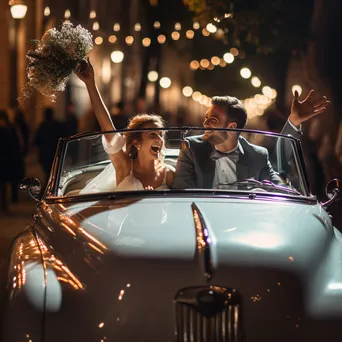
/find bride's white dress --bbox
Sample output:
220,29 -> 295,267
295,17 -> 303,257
79,162 -> 173,194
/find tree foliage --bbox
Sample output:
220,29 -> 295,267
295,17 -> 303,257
183,0 -> 315,54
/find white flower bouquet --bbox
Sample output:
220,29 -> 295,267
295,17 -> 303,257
22,22 -> 93,102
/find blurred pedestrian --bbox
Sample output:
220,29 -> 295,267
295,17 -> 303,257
34,107 -> 63,181
0,109 -> 22,212
62,102 -> 78,137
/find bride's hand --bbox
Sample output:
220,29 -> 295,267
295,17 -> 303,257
75,57 -> 94,85
145,186 -> 154,190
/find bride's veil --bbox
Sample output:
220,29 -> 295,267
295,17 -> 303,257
79,162 -> 117,194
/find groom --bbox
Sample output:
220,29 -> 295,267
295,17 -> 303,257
172,90 -> 330,189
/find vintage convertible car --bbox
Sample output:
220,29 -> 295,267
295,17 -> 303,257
2,127 -> 342,342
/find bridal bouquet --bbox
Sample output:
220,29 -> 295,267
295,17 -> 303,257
22,22 -> 93,102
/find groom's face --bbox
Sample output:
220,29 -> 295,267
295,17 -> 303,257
202,104 -> 236,144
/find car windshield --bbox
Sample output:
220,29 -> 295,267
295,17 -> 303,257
55,128 -> 309,198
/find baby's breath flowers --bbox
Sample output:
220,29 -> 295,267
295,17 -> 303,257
21,22 -> 93,102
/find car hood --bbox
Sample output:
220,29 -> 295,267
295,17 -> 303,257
35,196 -> 342,341
45,196 -> 334,280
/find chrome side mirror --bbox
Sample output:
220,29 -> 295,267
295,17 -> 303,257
20,177 -> 41,201
321,179 -> 342,209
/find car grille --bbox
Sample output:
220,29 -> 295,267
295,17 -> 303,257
174,286 -> 242,342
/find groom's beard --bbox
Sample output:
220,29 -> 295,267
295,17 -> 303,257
203,130 -> 229,145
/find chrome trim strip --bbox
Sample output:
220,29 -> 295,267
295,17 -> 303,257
191,203 -> 213,282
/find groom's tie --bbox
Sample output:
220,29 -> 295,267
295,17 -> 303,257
210,149 -> 239,163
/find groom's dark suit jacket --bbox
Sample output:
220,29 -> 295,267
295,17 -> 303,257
172,121 -> 301,189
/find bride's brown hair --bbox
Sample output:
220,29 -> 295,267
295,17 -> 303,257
125,114 -> 166,159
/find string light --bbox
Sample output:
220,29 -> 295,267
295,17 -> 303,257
92,21 -> 100,31
89,10 -> 96,19
206,23 -> 217,33
192,91 -> 202,101
44,6 -> 50,16
251,76 -> 261,87
182,86 -> 193,97
110,50 -> 124,63
223,52 -> 234,64
193,22 -> 200,30
230,48 -> 239,56
211,56 -> 220,65
174,23 -> 181,31
94,37 -> 103,45
200,59 -> 210,68
64,9 -> 71,18
186,30 -> 195,39
113,23 -> 120,31
240,67 -> 252,79
108,35 -> 117,43
134,23 -> 141,31
219,59 -> 227,67
202,28 -> 210,36
157,35 -> 166,44
171,31 -> 180,40
190,60 -> 200,70
292,85 -> 302,96
160,77 -> 171,88
142,38 -> 151,47
153,21 -> 161,29
125,36 -> 134,45
148,71 -> 158,82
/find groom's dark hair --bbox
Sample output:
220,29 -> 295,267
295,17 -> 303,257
211,96 -> 247,128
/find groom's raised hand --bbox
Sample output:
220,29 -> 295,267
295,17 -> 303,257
288,89 -> 330,127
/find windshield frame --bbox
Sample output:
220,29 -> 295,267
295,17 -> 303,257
45,127 -> 313,200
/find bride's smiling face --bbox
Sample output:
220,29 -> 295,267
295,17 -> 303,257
136,123 -> 165,160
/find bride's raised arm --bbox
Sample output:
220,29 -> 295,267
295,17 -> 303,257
75,58 -> 130,181
75,58 -> 115,133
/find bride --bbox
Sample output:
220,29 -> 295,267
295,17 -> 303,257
75,58 -> 175,193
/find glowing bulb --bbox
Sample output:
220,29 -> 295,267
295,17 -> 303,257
93,21 -> 100,31
171,31 -> 180,40
134,23 -> 141,31
182,86 -> 193,97
159,77 -> 171,88
94,37 -> 103,45
108,35 -> 117,43
113,23 -> 120,31
240,67 -> 252,79
125,36 -> 134,45
64,9 -> 71,19
192,91 -> 201,101
89,10 -> 96,19
44,6 -> 50,16
292,85 -> 302,96
211,56 -> 220,65
110,50 -> 124,63
206,23 -> 217,33
193,22 -> 200,30
190,60 -> 200,70
230,48 -> 239,56
186,30 -> 194,39
251,76 -> 261,87
153,21 -> 161,29
157,35 -> 166,44
148,71 -> 158,82
142,38 -> 151,47
174,23 -> 181,31
223,53 -> 234,64
200,59 -> 210,68
202,28 -> 210,36
262,86 -> 273,98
